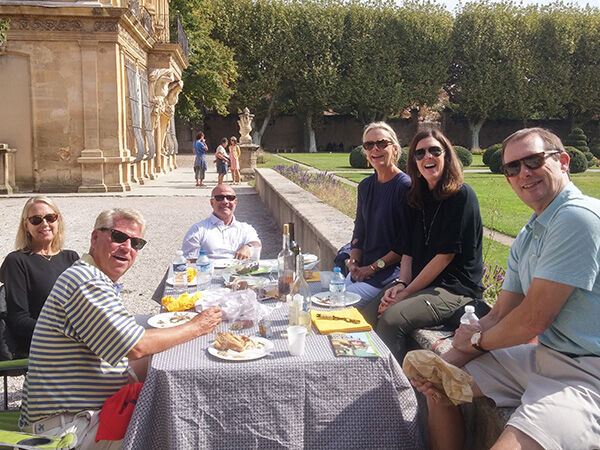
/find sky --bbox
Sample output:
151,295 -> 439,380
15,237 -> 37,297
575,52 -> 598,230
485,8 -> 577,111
434,0 -> 600,14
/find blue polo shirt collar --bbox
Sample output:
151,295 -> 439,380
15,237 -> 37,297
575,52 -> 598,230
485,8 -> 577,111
525,182 -> 581,232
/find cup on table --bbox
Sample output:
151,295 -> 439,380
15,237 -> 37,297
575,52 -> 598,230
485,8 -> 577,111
287,325 -> 308,356
320,271 -> 333,290
250,245 -> 261,262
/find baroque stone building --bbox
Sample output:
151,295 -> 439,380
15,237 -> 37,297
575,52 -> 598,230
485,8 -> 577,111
0,0 -> 187,192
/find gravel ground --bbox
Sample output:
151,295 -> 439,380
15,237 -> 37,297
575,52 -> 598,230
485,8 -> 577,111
0,155 -> 280,408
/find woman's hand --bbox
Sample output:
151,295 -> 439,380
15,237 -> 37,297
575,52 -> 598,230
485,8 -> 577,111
349,265 -> 373,282
378,284 -> 407,315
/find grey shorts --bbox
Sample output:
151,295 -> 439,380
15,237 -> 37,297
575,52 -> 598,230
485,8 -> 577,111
466,344 -> 600,449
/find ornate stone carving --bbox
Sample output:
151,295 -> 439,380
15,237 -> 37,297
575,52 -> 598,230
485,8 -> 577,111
94,21 -> 119,33
238,107 -> 254,145
13,18 -> 82,32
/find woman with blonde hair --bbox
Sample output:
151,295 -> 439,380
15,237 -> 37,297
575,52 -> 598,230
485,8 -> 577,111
364,128 -> 484,363
229,136 -> 241,185
346,121 -> 411,306
0,197 -> 78,357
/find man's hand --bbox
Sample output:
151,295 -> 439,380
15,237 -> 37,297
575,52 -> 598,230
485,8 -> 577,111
234,245 -> 252,260
190,306 -> 222,335
350,265 -> 373,282
451,322 -> 482,355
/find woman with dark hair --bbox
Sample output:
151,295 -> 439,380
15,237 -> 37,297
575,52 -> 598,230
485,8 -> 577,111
364,129 -> 484,363
215,137 -> 229,185
346,121 -> 411,306
0,197 -> 78,357
193,132 -> 208,187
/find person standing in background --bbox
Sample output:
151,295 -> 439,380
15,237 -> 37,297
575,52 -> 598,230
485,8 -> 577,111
193,132 -> 208,187
215,137 -> 229,185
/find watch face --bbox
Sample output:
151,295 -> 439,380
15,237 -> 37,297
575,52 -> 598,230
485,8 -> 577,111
471,332 -> 480,345
377,259 -> 385,269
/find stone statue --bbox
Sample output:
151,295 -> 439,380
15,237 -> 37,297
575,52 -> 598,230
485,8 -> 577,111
149,68 -> 174,131
238,107 -> 254,145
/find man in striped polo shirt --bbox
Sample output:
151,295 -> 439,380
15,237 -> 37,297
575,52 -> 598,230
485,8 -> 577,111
19,208 -> 222,448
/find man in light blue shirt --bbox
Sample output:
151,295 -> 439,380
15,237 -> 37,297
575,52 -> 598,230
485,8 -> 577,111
413,128 -> 600,450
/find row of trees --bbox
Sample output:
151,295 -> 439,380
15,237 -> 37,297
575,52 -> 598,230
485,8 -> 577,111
172,0 -> 600,151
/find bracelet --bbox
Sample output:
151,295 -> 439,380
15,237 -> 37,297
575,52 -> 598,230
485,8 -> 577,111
395,279 -> 408,288
369,264 -> 376,272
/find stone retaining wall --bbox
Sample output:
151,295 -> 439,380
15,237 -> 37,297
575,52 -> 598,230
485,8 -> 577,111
254,168 -> 353,268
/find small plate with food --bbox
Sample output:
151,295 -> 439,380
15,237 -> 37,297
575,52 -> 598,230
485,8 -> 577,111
147,311 -> 198,328
166,267 -> 198,286
208,333 -> 273,361
311,291 -> 361,307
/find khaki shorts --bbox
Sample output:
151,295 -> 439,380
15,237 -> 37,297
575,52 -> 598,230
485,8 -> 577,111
466,344 -> 600,450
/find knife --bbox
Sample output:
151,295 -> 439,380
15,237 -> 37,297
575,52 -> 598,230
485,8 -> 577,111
315,313 -> 360,324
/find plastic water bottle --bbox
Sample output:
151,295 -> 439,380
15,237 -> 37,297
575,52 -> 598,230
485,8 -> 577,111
172,250 -> 188,294
196,250 -> 212,291
460,305 -> 479,325
329,267 -> 346,307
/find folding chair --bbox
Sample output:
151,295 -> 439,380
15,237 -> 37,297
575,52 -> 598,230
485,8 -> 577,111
0,360 -> 28,410
0,410 -> 76,449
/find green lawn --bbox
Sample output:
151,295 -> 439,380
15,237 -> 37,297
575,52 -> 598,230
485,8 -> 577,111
483,236 -> 510,269
471,154 -> 486,168
259,151 -> 600,239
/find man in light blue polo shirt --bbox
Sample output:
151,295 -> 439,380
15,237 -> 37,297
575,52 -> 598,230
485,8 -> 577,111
20,208 -> 222,449
413,128 -> 600,449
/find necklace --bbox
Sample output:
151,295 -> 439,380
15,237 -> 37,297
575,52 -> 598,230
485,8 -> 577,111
37,253 -> 53,261
422,202 -> 442,246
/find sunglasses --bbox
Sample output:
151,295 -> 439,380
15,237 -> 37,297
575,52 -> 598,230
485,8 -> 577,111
502,151 -> 560,177
27,214 -> 59,225
98,227 -> 147,250
363,139 -> 393,151
212,194 -> 237,202
414,146 -> 444,161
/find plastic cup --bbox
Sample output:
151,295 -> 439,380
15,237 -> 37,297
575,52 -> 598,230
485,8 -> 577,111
250,245 -> 261,261
320,271 -> 333,290
287,325 -> 308,356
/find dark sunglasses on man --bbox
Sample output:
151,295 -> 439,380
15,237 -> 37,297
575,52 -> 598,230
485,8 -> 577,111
98,227 -> 147,250
362,139 -> 393,151
414,146 -> 444,161
502,150 -> 561,178
212,194 -> 237,202
27,214 -> 59,225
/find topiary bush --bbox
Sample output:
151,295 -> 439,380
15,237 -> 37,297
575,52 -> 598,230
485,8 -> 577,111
453,145 -> 473,167
483,144 -> 502,166
349,146 -> 368,169
488,148 -> 504,174
590,137 -> 600,158
584,151 -> 594,162
565,128 -> 589,153
564,146 -> 588,173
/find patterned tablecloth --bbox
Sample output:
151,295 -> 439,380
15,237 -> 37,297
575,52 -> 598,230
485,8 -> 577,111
122,275 -> 423,449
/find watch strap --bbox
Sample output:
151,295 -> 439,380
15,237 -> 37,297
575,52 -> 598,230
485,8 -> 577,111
472,333 -> 488,353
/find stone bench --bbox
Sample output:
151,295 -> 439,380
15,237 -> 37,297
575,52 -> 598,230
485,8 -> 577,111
411,328 -> 513,449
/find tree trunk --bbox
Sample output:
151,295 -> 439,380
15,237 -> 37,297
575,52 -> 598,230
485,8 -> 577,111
468,119 -> 485,151
306,115 -> 317,153
252,98 -> 275,147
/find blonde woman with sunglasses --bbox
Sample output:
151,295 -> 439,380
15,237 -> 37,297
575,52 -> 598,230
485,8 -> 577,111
346,122 -> 411,306
362,129 -> 484,364
0,197 -> 78,358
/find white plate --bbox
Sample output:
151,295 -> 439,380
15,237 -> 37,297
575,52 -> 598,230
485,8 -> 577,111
312,291 -> 361,307
208,336 -> 273,361
147,311 -> 198,328
211,259 -> 236,269
166,276 -> 197,286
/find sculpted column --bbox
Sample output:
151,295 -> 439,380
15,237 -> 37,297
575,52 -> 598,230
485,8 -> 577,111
77,40 -> 107,192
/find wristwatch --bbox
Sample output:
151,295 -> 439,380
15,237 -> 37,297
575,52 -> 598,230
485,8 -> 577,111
471,332 -> 488,353
395,279 -> 408,288
376,259 -> 386,270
